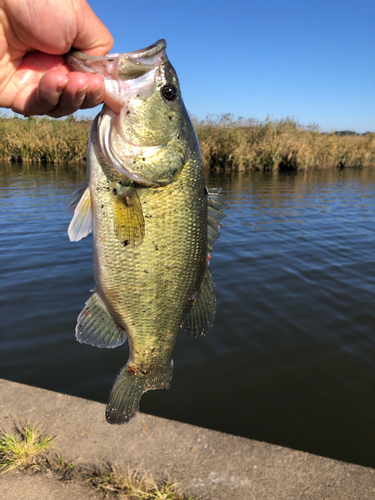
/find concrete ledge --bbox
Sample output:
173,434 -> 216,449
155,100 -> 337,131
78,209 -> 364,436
0,378 -> 374,499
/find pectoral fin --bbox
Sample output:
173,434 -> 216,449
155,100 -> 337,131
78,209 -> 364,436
113,185 -> 145,247
76,292 -> 127,348
181,266 -> 216,338
68,185 -> 93,242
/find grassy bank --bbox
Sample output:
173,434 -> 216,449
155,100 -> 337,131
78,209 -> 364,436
0,115 -> 90,164
195,115 -> 375,171
0,422 -> 194,499
1,114 -> 374,170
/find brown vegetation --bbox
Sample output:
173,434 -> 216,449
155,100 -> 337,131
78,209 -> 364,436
1,113 -> 374,170
194,114 -> 375,171
0,114 -> 90,163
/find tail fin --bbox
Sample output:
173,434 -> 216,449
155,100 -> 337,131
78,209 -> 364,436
105,361 -> 173,425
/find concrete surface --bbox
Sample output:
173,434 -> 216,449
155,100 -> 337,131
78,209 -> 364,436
0,378 -> 374,499
0,469 -> 103,500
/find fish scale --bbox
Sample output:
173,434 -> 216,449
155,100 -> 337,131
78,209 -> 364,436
91,154 -> 207,369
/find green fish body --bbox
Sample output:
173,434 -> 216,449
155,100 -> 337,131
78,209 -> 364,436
66,40 -> 224,424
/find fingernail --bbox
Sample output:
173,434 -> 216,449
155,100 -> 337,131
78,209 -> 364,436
56,81 -> 67,93
91,82 -> 105,98
76,84 -> 89,99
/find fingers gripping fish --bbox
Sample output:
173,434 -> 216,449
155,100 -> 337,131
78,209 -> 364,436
66,40 -> 225,424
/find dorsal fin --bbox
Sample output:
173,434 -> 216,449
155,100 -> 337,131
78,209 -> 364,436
181,266 -> 216,338
66,182 -> 88,214
67,185 -> 93,242
207,187 -> 226,253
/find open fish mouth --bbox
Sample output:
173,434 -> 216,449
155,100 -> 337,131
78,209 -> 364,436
66,39 -> 179,185
66,39 -> 167,80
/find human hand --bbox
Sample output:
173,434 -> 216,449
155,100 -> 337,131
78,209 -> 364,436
0,0 -> 113,117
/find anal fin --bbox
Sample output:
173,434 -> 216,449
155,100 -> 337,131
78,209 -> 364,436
113,184 -> 145,247
76,292 -> 127,348
181,266 -> 216,338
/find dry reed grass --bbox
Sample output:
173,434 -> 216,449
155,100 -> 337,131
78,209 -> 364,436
194,114 -> 375,171
1,113 -> 374,171
0,114 -> 90,163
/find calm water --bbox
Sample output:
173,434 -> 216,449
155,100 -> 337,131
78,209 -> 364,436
0,162 -> 374,467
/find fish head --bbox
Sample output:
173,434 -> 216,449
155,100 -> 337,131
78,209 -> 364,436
67,40 -> 197,185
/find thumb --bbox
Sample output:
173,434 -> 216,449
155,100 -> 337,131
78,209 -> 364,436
71,1 -> 113,55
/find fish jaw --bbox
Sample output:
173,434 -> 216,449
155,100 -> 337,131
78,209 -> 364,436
66,39 -> 168,113
66,39 -> 167,78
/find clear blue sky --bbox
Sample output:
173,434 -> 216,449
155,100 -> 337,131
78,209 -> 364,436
86,0 -> 374,133
17,1 -> 375,132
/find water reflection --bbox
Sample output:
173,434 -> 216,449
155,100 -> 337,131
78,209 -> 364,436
0,162 -> 374,467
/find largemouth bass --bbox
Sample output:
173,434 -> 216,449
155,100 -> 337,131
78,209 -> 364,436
66,40 -> 225,424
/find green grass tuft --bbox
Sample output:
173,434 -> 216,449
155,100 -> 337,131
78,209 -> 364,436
55,453 -> 76,470
0,422 -> 195,499
86,465 -> 194,499
0,422 -> 55,473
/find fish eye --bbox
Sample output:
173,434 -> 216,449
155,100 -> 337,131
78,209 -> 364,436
161,84 -> 177,101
